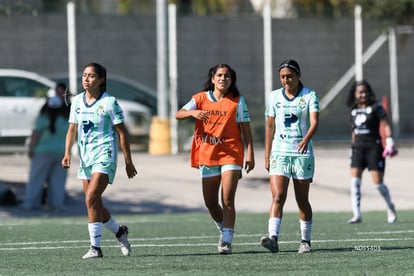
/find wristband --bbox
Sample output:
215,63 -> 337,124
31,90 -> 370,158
385,137 -> 394,147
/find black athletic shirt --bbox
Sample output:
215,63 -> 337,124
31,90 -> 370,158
350,102 -> 387,146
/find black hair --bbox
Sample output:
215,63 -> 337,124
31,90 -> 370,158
56,82 -> 66,91
278,59 -> 301,74
83,62 -> 107,92
278,59 -> 303,90
202,64 -> 240,98
346,80 -> 376,107
39,82 -> 70,133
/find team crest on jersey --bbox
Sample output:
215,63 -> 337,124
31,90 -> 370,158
97,105 -> 105,116
298,98 -> 306,109
354,114 -> 367,126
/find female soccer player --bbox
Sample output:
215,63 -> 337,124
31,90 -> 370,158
261,59 -> 319,254
62,63 -> 137,259
346,80 -> 397,224
176,64 -> 255,254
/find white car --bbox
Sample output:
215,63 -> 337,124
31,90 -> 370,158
0,69 -> 152,149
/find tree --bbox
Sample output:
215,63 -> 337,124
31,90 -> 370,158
292,0 -> 414,27
358,0 -> 414,27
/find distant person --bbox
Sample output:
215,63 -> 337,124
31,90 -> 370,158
175,64 -> 255,254
346,80 -> 397,224
22,83 -> 70,210
260,59 -> 320,254
61,63 -> 137,259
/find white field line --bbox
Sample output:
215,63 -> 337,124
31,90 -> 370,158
3,228 -> 412,247
1,233 -> 413,251
357,230 -> 414,235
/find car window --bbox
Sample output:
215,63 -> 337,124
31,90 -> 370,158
106,80 -> 138,101
106,80 -> 157,114
0,77 -> 50,98
0,79 -> 6,96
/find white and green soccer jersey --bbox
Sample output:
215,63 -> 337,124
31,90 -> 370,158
69,92 -> 124,167
266,87 -> 320,157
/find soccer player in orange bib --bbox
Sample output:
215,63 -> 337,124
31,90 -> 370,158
176,64 -> 255,254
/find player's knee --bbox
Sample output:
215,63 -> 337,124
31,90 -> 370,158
222,198 -> 235,210
84,193 -> 100,209
296,199 -> 311,212
204,200 -> 219,211
272,193 -> 287,205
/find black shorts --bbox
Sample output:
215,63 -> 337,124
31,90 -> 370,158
350,145 -> 385,171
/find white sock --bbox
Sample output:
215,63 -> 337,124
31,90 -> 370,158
103,216 -> 119,234
268,217 -> 281,238
377,183 -> 394,209
88,222 -> 103,248
350,177 -> 362,218
214,221 -> 223,233
300,219 -> 312,242
222,227 -> 234,243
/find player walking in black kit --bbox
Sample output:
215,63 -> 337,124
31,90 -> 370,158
346,80 -> 398,224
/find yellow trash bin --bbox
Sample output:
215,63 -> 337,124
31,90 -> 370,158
148,116 -> 171,155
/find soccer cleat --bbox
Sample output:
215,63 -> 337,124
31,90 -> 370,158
347,217 -> 362,224
387,208 -> 397,224
298,241 -> 312,253
260,236 -> 279,253
116,225 -> 131,256
218,242 -> 232,254
82,246 -> 103,259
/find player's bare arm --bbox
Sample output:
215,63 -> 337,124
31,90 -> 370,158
62,123 -> 77,169
114,123 -> 137,179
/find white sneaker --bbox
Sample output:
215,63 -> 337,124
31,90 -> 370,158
116,225 -> 131,256
298,241 -> 311,253
347,217 -> 362,224
82,246 -> 103,259
218,242 -> 232,254
387,208 -> 397,224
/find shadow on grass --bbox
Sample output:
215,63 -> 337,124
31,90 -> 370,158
313,247 -> 355,253
140,250 -> 270,257
0,180 -> 205,218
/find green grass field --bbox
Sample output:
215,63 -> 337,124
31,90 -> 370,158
1,210 -> 413,275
